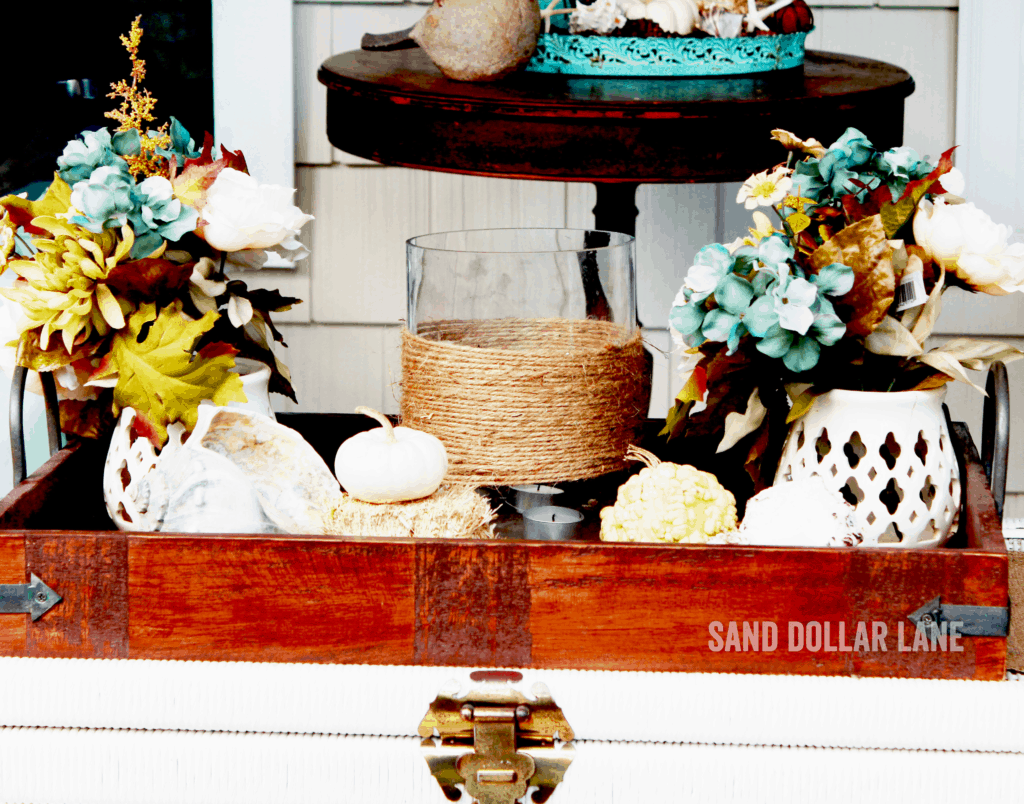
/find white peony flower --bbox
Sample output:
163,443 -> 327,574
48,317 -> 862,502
913,198 -> 1024,295
200,168 -> 314,254
940,166 -> 965,197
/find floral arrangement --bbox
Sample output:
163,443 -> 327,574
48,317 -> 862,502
666,127 -> 1023,485
0,18 -> 312,446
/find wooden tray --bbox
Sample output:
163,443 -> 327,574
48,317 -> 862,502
0,414 -> 1007,679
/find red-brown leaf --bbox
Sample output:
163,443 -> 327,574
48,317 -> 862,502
104,258 -> 194,302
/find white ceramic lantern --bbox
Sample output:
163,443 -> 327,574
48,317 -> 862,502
774,387 -> 960,547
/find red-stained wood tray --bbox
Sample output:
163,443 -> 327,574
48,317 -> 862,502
0,414 -> 1007,680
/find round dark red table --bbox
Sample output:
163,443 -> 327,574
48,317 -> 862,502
318,48 -> 914,235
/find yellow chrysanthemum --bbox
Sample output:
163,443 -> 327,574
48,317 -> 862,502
0,218 -> 146,353
0,210 -> 15,271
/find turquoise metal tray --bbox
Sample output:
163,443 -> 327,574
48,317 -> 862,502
525,30 -> 809,77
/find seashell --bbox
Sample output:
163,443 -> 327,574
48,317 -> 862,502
135,445 -> 282,534
570,0 -> 627,35
189,407 -> 345,534
619,0 -> 699,35
134,407 -> 345,535
411,0 -> 541,81
725,477 -> 868,548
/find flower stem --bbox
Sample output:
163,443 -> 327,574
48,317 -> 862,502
13,232 -> 35,256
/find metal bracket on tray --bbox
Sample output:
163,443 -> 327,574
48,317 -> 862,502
981,362 -> 1009,518
908,595 -> 1009,639
0,573 -> 61,620
9,365 -> 62,487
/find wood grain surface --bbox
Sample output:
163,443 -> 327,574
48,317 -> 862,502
128,536 -> 416,663
0,536 -> 25,654
318,49 -> 913,184
415,542 -> 531,667
26,533 -> 128,659
0,416 -> 1006,679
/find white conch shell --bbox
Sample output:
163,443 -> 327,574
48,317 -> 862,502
570,0 -> 627,34
620,0 -> 699,34
191,407 -> 344,534
136,444 -> 281,534
135,407 -> 344,535
412,0 -> 541,81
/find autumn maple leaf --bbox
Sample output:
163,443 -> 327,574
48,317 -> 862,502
89,300 -> 246,445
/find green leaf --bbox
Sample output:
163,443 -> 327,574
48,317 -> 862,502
786,212 -> 811,235
786,390 -> 818,424
89,300 -> 246,446
880,146 -> 956,238
1,174 -> 72,234
659,399 -> 694,440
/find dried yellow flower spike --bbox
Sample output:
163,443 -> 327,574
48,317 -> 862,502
105,15 -> 172,178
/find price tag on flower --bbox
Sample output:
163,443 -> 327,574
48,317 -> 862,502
664,125 -> 1024,528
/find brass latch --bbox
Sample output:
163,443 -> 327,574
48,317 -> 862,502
418,671 -> 575,804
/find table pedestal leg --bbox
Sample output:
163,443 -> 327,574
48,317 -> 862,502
592,182 -> 639,237
592,182 -> 653,416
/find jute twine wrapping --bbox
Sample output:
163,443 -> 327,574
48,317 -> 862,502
401,318 -> 648,485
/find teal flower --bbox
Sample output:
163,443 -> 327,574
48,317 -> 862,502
130,175 -> 199,245
701,275 -> 776,354
823,128 -> 875,172
875,146 -> 935,200
755,235 -> 795,272
69,166 -> 136,233
155,117 -> 202,172
808,296 -> 846,346
756,326 -> 823,372
877,146 -> 923,181
770,273 -> 818,335
805,128 -> 881,199
57,128 -> 138,185
684,244 -> 735,302
788,158 -> 827,205
669,287 -> 706,347
808,261 -> 854,297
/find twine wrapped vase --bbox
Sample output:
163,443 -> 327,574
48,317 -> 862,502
403,229 -> 647,485
774,387 -> 960,548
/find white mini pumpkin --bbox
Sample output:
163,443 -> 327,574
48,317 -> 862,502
335,407 -> 448,503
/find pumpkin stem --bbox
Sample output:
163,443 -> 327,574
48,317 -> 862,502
355,406 -> 397,444
626,445 -> 661,469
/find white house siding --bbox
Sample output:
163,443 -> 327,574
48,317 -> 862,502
280,0 -> 1024,515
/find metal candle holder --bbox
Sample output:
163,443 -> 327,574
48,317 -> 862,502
524,505 -> 583,541
510,484 -> 564,513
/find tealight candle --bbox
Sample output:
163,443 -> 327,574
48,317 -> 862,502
510,484 -> 563,513
524,505 -> 584,541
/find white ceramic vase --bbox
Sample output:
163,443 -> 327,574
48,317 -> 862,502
102,358 -> 276,531
774,387 -> 960,548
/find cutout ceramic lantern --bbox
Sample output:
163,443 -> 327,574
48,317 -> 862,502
774,387 -> 960,547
